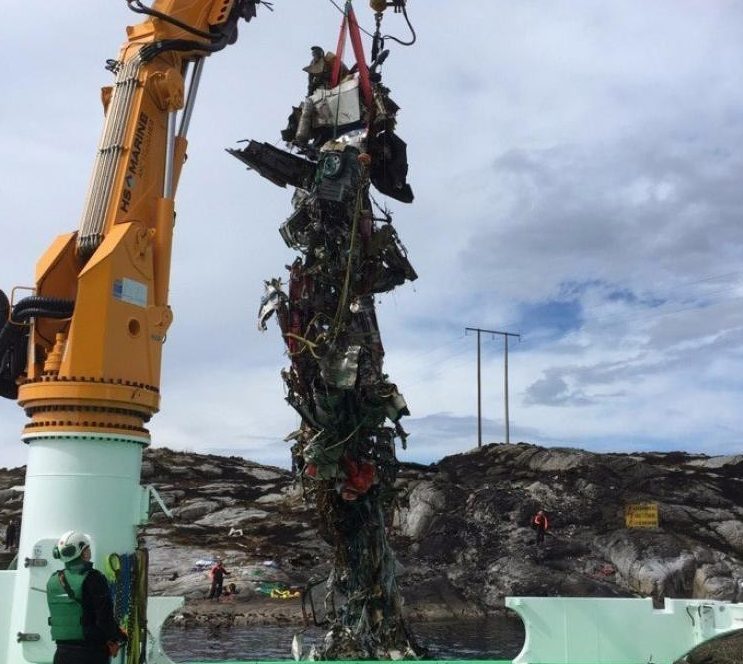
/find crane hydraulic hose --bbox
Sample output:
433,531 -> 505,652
139,34 -> 234,62
0,289 -> 8,325
126,0 -> 259,41
0,292 -> 74,399
126,0 -> 216,40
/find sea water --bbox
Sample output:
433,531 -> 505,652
161,616 -> 525,661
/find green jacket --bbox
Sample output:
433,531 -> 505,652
46,566 -> 90,641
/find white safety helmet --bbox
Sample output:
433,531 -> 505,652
53,530 -> 91,563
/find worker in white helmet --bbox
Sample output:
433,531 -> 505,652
46,531 -> 126,663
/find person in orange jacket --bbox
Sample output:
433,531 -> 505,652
208,559 -> 230,601
531,509 -> 549,545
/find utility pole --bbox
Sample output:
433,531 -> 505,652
465,327 -> 521,447
467,328 -> 483,447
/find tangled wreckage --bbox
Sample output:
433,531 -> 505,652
229,2 -> 419,659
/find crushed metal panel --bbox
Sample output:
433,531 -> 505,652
319,344 -> 361,390
279,205 -> 313,250
227,141 -> 316,189
369,129 -> 414,203
311,77 -> 362,128
257,278 -> 288,331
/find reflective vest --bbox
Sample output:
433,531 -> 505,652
46,567 -> 89,641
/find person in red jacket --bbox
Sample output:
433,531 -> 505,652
208,559 -> 230,601
531,510 -> 549,545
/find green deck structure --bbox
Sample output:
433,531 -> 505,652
146,596 -> 743,664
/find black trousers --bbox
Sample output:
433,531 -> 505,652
54,643 -> 109,664
208,578 -> 224,599
535,527 -> 546,544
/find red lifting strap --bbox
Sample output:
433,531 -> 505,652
331,10 -> 348,85
331,1 -> 373,110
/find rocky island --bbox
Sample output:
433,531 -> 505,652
2,442 -> 742,661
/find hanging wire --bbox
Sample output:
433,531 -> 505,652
326,0 -> 376,38
388,333 -> 469,375
401,346 -> 474,389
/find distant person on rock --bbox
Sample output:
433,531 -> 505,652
531,510 -> 549,546
4,520 -> 17,550
208,559 -> 230,601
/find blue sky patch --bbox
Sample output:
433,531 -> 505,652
515,298 -> 583,344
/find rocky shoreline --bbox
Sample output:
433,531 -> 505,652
2,442 -> 743,659
164,580 -> 487,630
170,596 -> 306,628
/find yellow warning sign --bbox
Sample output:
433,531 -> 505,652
625,503 -> 659,528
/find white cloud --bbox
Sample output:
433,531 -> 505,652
2,1 -> 743,471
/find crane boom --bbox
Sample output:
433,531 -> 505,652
9,0 -> 257,442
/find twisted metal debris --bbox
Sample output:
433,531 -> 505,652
230,20 -> 419,659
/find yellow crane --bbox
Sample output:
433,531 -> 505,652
1,1 -> 262,442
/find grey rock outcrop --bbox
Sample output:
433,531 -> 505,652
398,481 -> 448,539
390,443 -> 743,612
2,442 -> 742,619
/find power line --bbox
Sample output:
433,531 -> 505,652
400,346 -> 473,389
463,269 -> 743,339
385,333 -> 468,373
579,289 -> 743,331
497,283 -> 743,347
325,0 -> 376,38
572,272 -> 743,320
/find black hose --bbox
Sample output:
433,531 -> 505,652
0,295 -> 74,400
126,0 -> 215,40
126,0 -> 258,49
0,290 -> 8,325
11,296 -> 73,317
383,3 -> 417,47
140,34 -> 231,62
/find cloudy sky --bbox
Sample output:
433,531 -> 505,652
1,1 -> 743,470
